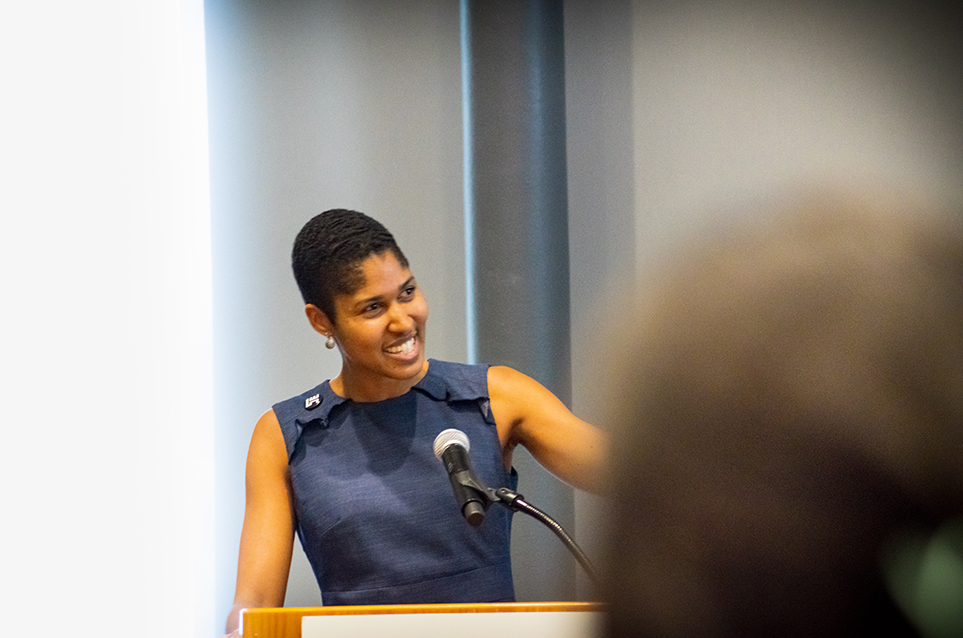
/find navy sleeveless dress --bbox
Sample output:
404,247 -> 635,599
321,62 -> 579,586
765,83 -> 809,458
273,359 -> 518,605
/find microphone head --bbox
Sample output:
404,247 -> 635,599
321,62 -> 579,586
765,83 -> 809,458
433,428 -> 470,460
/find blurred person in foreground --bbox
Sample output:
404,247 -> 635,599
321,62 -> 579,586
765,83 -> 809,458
602,189 -> 963,638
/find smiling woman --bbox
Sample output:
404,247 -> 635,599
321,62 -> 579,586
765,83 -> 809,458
223,209 -> 607,637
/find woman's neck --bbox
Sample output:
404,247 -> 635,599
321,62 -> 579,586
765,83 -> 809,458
330,360 -> 430,402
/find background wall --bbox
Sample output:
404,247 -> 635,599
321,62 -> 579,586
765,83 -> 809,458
565,0 -> 636,598
204,0 -> 468,615
2,1 -> 958,636
204,0 -> 639,613
206,0 -> 963,629
630,0 -> 963,260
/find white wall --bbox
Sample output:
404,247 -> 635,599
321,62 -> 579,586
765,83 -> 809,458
0,1 -> 214,637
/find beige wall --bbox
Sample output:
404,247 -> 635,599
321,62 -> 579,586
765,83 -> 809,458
629,0 -> 963,261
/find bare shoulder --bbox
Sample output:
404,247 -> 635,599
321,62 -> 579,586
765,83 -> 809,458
487,365 -> 575,436
253,408 -> 283,438
247,409 -> 289,476
487,365 -> 555,404
486,364 -> 519,388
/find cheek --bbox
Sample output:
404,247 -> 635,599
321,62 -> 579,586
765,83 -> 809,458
345,325 -> 380,349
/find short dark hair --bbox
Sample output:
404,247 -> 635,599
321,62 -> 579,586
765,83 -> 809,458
292,208 -> 409,323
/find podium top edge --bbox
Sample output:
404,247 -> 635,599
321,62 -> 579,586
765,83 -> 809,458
242,601 -> 604,617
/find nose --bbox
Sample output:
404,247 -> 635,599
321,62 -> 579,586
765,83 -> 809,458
386,302 -> 414,333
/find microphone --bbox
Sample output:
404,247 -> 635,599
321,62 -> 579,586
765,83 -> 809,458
433,430 -> 600,585
433,428 -> 490,527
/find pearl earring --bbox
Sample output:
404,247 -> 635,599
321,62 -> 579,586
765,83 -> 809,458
325,335 -> 336,349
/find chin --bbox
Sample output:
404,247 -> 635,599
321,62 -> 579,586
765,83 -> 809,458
393,354 -> 425,377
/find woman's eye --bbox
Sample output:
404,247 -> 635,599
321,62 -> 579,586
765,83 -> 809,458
401,286 -> 416,299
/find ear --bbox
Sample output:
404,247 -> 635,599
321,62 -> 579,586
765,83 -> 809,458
305,304 -> 334,337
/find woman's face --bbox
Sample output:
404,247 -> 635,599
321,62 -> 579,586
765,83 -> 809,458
330,251 -> 428,396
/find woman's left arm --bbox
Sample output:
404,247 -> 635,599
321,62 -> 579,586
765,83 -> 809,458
488,365 -> 608,493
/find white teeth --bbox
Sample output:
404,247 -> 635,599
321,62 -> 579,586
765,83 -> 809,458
386,337 -> 415,355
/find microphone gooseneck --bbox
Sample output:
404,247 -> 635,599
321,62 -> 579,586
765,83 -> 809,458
431,428 -> 599,586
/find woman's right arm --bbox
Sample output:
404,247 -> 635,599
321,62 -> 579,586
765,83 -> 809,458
223,409 -> 296,637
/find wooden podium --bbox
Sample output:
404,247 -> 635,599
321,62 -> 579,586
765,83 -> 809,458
240,602 -> 604,638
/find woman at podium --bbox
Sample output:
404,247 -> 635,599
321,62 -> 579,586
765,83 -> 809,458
223,209 -> 606,637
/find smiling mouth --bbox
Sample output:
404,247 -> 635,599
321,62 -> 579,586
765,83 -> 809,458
385,336 -> 416,356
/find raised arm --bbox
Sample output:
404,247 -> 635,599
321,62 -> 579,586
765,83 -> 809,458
224,409 -> 296,637
488,365 -> 608,493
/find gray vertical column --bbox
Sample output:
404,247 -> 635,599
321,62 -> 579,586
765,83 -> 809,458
461,0 -> 575,601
